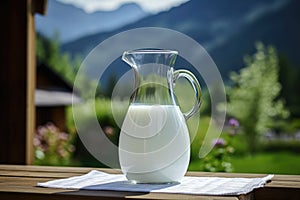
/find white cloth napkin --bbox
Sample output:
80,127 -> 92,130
37,170 -> 273,196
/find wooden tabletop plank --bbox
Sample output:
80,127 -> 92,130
266,180 -> 300,188
0,178 -> 240,200
1,165 -> 300,181
0,165 -> 121,174
1,165 -> 300,200
0,165 -> 97,173
0,167 -> 298,187
0,188 -> 240,200
0,165 -> 242,200
0,191 -> 240,200
2,165 -> 299,180
0,171 -> 84,178
0,185 -> 240,200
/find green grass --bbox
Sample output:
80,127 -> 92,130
189,151 -> 300,174
230,151 -> 300,174
187,113 -> 300,175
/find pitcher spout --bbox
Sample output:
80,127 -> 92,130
122,51 -> 137,69
122,49 -> 178,69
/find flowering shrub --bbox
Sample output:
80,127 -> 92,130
226,43 -> 289,153
228,118 -> 239,136
199,118 -> 239,172
33,123 -> 75,166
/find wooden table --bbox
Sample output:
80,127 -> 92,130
0,165 -> 299,200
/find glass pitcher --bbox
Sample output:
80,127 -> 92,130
119,49 -> 202,183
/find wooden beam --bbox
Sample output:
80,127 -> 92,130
0,0 -> 26,164
0,0 -> 46,164
26,0 -> 37,165
32,0 -> 48,15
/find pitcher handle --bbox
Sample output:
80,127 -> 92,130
173,69 -> 202,120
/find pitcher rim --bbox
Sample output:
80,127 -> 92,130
124,49 -> 178,55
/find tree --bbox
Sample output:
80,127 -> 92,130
278,55 -> 300,118
36,32 -> 100,99
36,32 -> 80,84
226,43 -> 289,153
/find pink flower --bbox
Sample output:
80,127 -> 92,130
104,126 -> 114,136
212,138 -> 226,148
58,148 -> 67,158
68,145 -> 75,153
59,132 -> 69,141
228,118 -> 239,127
228,118 -> 239,136
33,137 -> 41,147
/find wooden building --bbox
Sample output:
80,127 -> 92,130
35,63 -> 81,131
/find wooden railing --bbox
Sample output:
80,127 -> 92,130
0,165 -> 299,200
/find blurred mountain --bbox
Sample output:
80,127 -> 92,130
36,0 -> 148,42
61,0 -> 300,79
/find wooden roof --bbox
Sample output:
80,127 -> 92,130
36,62 -> 82,106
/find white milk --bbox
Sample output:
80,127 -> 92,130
119,104 -> 190,183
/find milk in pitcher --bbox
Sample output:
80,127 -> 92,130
119,104 -> 190,183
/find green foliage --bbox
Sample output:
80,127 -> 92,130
102,73 -> 118,97
190,151 -> 300,174
189,116 -> 239,172
226,42 -> 289,152
93,98 -> 127,145
36,32 -> 99,99
197,138 -> 234,172
36,32 -> 80,84
190,117 -> 210,160
261,140 -> 300,153
197,118 -> 240,172
278,55 -> 300,118
68,98 -> 128,166
230,152 -> 300,174
174,80 -> 210,115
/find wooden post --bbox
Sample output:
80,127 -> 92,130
0,0 -> 47,164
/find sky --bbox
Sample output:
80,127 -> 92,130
57,0 -> 190,14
